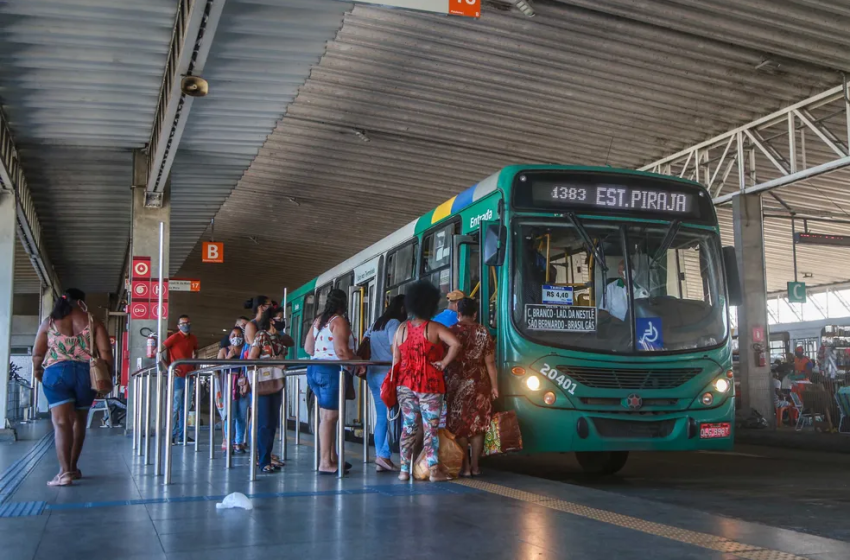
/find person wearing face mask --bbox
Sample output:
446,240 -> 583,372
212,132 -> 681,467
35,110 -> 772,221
162,314 -> 199,444
602,260 -> 630,322
220,327 -> 250,453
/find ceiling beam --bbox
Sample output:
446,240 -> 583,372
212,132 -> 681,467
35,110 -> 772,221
639,83 -> 850,205
0,109 -> 59,295
144,0 -> 227,204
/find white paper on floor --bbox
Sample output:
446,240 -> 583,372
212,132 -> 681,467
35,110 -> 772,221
216,492 -> 253,510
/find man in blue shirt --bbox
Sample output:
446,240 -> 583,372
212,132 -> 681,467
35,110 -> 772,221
433,290 -> 464,327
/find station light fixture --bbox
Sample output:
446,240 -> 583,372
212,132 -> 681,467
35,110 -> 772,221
353,128 -> 370,142
509,0 -> 535,17
526,375 -> 541,391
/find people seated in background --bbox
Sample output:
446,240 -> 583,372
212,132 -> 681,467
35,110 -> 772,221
773,372 -> 793,426
794,346 -> 814,378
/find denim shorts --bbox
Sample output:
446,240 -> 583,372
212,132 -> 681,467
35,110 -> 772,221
42,361 -> 96,410
307,364 -> 340,410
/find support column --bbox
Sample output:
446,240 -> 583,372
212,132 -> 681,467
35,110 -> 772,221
733,194 -> 773,425
128,151 -> 170,428
34,286 -> 54,415
0,192 -> 16,430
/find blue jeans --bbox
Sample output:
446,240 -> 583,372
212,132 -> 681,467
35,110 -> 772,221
172,377 -> 194,439
257,391 -> 282,468
228,395 -> 250,446
367,369 -> 391,460
307,364 -> 340,410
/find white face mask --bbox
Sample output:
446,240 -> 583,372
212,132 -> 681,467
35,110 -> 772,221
230,337 -> 244,346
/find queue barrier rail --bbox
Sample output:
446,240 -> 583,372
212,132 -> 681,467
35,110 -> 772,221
129,365 -> 159,465
162,359 -> 390,485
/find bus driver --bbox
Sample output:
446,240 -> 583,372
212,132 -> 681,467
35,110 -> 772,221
602,260 -> 629,321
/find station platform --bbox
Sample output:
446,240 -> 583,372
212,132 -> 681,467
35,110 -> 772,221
2,423 -> 849,560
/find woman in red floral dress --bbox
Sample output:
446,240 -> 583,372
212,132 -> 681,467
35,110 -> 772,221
445,298 -> 499,476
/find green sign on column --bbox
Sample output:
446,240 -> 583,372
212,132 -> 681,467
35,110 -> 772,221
787,282 -> 806,303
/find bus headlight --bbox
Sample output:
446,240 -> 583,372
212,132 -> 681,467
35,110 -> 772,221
714,378 -> 730,393
526,375 -> 541,391
701,392 -> 714,406
543,391 -> 556,405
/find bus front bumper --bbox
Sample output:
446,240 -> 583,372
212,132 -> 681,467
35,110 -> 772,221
507,396 -> 735,453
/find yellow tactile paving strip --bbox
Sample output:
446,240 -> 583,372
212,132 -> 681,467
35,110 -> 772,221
453,479 -> 812,560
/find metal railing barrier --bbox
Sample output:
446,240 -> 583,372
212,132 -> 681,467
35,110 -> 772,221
162,359 -> 389,485
129,366 -> 159,464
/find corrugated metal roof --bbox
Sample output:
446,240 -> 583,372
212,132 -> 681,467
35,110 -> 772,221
13,236 -> 41,294
172,1 -> 850,339
167,0 -> 351,275
0,0 -> 175,293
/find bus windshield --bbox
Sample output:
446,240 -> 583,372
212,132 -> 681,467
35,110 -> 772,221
512,219 -> 728,354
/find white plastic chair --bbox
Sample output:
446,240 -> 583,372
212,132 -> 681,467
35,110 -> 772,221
86,399 -> 112,428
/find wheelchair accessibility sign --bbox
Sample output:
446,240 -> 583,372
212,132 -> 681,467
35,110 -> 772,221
636,318 -> 663,351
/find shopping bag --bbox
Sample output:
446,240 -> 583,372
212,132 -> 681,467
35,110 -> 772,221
412,429 -> 464,480
380,362 -> 400,408
483,411 -> 523,456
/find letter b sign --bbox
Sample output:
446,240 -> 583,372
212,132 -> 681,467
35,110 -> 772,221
202,242 -> 224,263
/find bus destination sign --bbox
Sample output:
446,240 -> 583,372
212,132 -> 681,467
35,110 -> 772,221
525,304 -> 597,332
532,182 -> 695,216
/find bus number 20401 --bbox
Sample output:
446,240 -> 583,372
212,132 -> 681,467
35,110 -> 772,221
538,364 -> 577,394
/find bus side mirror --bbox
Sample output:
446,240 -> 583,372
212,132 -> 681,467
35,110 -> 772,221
722,246 -> 742,307
483,224 -> 506,267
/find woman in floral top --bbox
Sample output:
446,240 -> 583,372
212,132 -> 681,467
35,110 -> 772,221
445,298 -> 498,477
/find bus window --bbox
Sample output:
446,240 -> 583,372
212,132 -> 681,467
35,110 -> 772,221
336,272 -> 353,297
625,224 -> 727,352
513,221 -> 630,352
316,283 -> 332,314
422,223 -> 457,309
300,294 -> 315,347
385,240 -> 418,303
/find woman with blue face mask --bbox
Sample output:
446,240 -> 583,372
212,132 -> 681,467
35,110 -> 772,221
221,327 -> 250,453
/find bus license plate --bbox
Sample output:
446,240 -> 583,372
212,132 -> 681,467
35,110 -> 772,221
699,423 -> 731,439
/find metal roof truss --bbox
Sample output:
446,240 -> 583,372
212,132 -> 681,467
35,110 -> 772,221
640,82 -> 850,206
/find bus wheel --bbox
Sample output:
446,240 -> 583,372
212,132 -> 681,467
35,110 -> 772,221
575,451 -> 629,475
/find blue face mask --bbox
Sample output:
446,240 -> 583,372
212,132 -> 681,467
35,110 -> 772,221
179,324 -> 191,334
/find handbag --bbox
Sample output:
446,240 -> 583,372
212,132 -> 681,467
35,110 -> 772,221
483,410 -> 523,456
87,313 -> 113,395
380,352 -> 400,409
354,332 -> 371,380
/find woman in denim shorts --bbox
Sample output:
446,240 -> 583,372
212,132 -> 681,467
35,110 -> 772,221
32,289 -> 113,487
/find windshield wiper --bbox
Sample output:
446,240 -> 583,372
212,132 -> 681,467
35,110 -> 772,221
650,220 -> 681,269
566,213 -> 608,278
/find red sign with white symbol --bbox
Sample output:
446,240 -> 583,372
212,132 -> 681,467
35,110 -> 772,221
152,280 -> 169,302
130,302 -> 148,319
132,257 -> 151,279
752,326 -> 765,343
133,280 -> 150,300
151,303 -> 168,320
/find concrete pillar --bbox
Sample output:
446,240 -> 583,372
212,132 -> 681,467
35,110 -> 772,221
128,154 -> 171,377
34,286 -> 54,414
0,193 -> 15,429
733,194 -> 773,425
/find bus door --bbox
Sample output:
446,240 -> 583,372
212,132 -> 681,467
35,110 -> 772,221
348,277 -> 377,430
459,223 -> 499,335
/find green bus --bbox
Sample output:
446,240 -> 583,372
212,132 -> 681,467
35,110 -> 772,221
284,165 -> 740,474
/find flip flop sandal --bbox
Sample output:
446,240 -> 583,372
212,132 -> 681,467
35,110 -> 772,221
261,465 -> 277,474
72,469 -> 83,480
47,473 -> 75,487
318,468 -> 350,476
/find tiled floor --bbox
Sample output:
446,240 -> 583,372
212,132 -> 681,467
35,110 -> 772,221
2,422 -> 850,560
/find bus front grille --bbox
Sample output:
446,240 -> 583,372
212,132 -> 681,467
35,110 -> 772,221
557,366 -> 701,390
591,418 -> 676,438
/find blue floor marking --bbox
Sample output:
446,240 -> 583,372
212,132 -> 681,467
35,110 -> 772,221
12,482 -> 479,516
0,431 -> 55,505
0,501 -> 47,518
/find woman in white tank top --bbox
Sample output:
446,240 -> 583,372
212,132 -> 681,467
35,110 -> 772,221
305,289 -> 357,474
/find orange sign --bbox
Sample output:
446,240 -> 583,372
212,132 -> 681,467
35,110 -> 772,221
448,0 -> 479,17
202,242 -> 223,263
